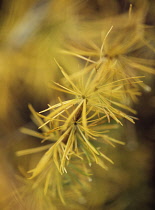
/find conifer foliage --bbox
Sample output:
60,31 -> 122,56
0,0 -> 154,209
16,1 -> 155,207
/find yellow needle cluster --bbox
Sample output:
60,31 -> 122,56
16,1 -> 155,206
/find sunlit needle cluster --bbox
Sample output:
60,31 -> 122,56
16,3 -> 155,205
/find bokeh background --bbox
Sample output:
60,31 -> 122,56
0,0 -> 155,209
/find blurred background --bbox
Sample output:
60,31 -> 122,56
0,0 -> 155,209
